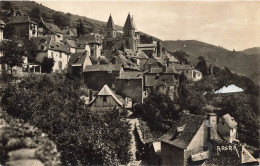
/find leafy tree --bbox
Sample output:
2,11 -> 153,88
41,57 -> 54,73
1,1 -> 12,10
0,40 -> 26,74
77,19 -> 84,36
195,56 -> 209,76
53,12 -> 71,29
30,6 -> 41,20
172,50 -> 189,64
140,34 -> 153,44
3,24 -> 15,39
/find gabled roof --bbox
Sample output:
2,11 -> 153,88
39,20 -> 63,34
219,114 -> 237,129
106,14 -> 116,30
84,64 -> 121,72
65,39 -> 77,48
123,13 -> 135,30
49,41 -> 69,53
8,15 -> 36,24
136,50 -> 148,59
159,114 -> 205,149
90,85 -> 123,106
31,36 -> 52,52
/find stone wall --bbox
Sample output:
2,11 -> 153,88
83,71 -> 120,90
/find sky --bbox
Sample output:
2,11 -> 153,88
38,1 -> 260,51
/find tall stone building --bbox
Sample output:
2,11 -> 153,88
103,14 -> 117,51
122,13 -> 140,53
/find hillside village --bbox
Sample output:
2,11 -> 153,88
0,2 -> 259,166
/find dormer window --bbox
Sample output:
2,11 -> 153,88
56,45 -> 59,47
41,45 -> 44,51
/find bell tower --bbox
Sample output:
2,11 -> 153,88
123,13 -> 138,53
103,14 -> 117,50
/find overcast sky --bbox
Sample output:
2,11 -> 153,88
38,1 -> 260,51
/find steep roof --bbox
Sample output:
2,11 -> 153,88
68,52 -> 87,66
219,114 -> 237,129
40,20 -> 63,34
159,114 -> 205,149
84,64 -> 121,72
94,85 -> 123,106
123,13 -> 135,30
49,41 -> 69,53
65,39 -> 77,48
8,15 -> 36,24
136,50 -> 149,59
106,15 -> 116,30
31,36 -> 52,52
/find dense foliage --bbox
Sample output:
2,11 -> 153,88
1,74 -> 131,165
133,89 -> 180,132
0,40 -> 28,74
41,57 -> 54,73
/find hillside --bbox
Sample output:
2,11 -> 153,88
241,47 -> 260,55
0,1 -> 159,40
162,40 -> 260,84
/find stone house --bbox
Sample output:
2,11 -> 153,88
83,64 -> 121,90
115,71 -> 143,104
38,19 -> 63,42
88,84 -> 124,112
31,36 -> 70,73
67,52 -> 92,79
135,50 -> 149,71
171,64 -> 202,81
7,15 -> 37,40
144,67 -> 180,101
217,114 -> 238,143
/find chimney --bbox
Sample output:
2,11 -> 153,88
207,113 -> 218,140
89,89 -> 93,102
157,41 -> 162,58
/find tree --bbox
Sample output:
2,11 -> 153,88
172,50 -> 189,64
0,40 -> 26,74
1,1 -> 12,10
30,6 -> 41,20
77,19 -> 84,36
41,57 -> 54,73
53,12 -> 71,29
195,56 -> 209,76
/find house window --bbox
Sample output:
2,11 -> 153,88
58,61 -> 62,70
149,59 -> 152,64
103,96 -> 107,102
91,49 -> 94,56
41,45 -> 44,51
51,52 -> 54,58
60,52 -> 62,58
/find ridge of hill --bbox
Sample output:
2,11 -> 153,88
162,40 -> 260,84
241,47 -> 260,55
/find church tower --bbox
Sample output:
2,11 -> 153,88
103,14 -> 117,50
123,13 -> 139,53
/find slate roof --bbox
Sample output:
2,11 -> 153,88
117,54 -> 141,71
159,114 -> 205,149
123,13 -> 135,30
68,52 -> 87,66
84,64 -> 121,72
106,15 -> 116,30
40,20 -> 63,34
219,114 -> 237,129
65,39 -> 77,48
49,40 -> 69,53
8,15 -> 36,24
118,71 -> 143,79
31,36 -> 69,53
